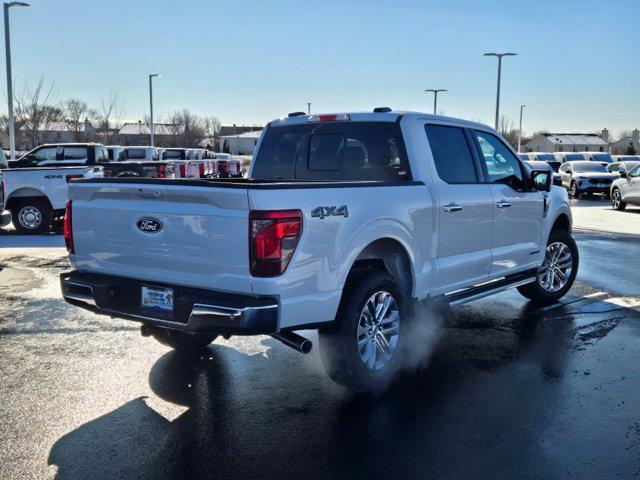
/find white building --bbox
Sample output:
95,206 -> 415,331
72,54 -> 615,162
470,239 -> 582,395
219,130 -> 262,155
525,133 -> 609,153
610,129 -> 639,155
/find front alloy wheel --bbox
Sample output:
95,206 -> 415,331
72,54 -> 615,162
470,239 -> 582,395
538,242 -> 573,293
517,229 -> 579,304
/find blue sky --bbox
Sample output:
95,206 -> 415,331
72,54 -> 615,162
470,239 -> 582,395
3,0 -> 639,135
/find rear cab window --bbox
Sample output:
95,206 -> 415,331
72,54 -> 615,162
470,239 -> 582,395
425,124 -> 478,183
63,147 -> 88,164
252,121 -> 411,181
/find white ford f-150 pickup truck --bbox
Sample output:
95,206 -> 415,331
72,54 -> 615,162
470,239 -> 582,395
2,164 -> 103,233
60,110 -> 578,389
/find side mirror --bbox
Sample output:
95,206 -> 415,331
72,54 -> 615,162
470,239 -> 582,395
531,169 -> 552,192
619,170 -> 628,178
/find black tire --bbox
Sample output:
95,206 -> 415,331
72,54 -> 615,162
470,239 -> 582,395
318,270 -> 409,391
517,229 -> 579,305
611,188 -> 626,211
570,181 -> 580,198
151,328 -> 217,352
11,198 -> 53,235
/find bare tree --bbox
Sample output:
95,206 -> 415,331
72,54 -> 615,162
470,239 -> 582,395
63,98 -> 97,142
166,109 -> 207,147
96,93 -> 125,144
15,78 -> 62,149
499,116 -> 520,150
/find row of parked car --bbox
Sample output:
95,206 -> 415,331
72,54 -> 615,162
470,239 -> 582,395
0,142 -> 247,234
519,151 -> 640,211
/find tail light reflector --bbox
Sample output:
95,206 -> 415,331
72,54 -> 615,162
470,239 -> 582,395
179,164 -> 186,177
158,165 -> 166,178
199,163 -> 205,177
249,210 -> 302,277
66,174 -> 83,183
220,161 -> 229,173
64,200 -> 74,253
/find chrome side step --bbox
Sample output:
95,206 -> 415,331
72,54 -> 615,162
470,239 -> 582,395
445,270 -> 537,307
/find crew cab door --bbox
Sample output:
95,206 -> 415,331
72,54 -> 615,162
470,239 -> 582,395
470,129 -> 543,277
422,123 -> 494,293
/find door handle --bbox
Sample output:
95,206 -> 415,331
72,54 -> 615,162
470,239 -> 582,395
496,200 -> 512,208
443,203 -> 463,213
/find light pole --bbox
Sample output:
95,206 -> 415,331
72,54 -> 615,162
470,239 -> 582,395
517,104 -> 526,152
4,1 -> 29,161
307,102 -> 311,114
148,73 -> 160,146
425,89 -> 446,115
483,52 -> 517,130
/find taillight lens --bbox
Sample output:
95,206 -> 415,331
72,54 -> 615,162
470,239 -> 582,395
199,163 -> 204,177
179,164 -> 186,177
220,161 -> 228,173
250,210 -> 302,277
64,200 -> 74,253
158,165 -> 166,178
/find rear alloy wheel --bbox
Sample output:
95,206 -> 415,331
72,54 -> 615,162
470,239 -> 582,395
611,188 -> 626,211
319,270 -> 408,391
11,199 -> 52,235
517,229 -> 579,304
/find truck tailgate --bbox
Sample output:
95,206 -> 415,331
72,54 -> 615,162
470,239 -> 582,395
69,182 -> 252,294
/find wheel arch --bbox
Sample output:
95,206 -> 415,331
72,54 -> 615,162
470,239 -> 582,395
342,237 -> 415,299
6,187 -> 52,211
551,212 -> 571,233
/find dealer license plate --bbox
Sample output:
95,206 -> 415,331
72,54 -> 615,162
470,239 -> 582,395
141,285 -> 174,311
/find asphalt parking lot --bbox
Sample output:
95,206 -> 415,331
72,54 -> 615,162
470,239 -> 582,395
1,199 -> 639,479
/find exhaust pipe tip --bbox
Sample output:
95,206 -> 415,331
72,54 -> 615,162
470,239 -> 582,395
271,331 -> 313,354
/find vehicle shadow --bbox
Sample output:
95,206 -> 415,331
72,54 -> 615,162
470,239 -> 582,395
48,301 -> 575,480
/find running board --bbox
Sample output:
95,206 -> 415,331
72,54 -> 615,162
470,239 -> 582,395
444,270 -> 537,307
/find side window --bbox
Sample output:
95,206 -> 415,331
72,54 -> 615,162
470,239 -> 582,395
425,124 -> 478,183
33,147 -> 59,165
629,165 -> 640,177
63,147 -> 88,162
472,130 -> 525,191
96,147 -> 109,163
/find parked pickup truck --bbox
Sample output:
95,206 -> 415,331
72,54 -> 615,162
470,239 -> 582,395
3,164 -> 103,233
101,146 -> 169,178
60,110 -> 578,389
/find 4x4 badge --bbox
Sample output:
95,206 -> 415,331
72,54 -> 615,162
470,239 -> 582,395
311,206 -> 348,219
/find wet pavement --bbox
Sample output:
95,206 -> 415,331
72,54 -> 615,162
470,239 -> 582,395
0,230 -> 639,479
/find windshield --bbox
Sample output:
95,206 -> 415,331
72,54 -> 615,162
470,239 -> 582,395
565,154 -> 584,161
252,121 -> 411,181
591,153 -> 612,163
623,161 -> 640,170
572,161 -> 608,173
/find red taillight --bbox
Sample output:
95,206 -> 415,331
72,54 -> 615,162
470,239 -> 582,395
220,161 -> 229,173
64,200 -> 74,253
158,165 -> 166,178
179,164 -> 186,177
66,174 -> 83,183
199,163 -> 205,177
249,210 -> 302,277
